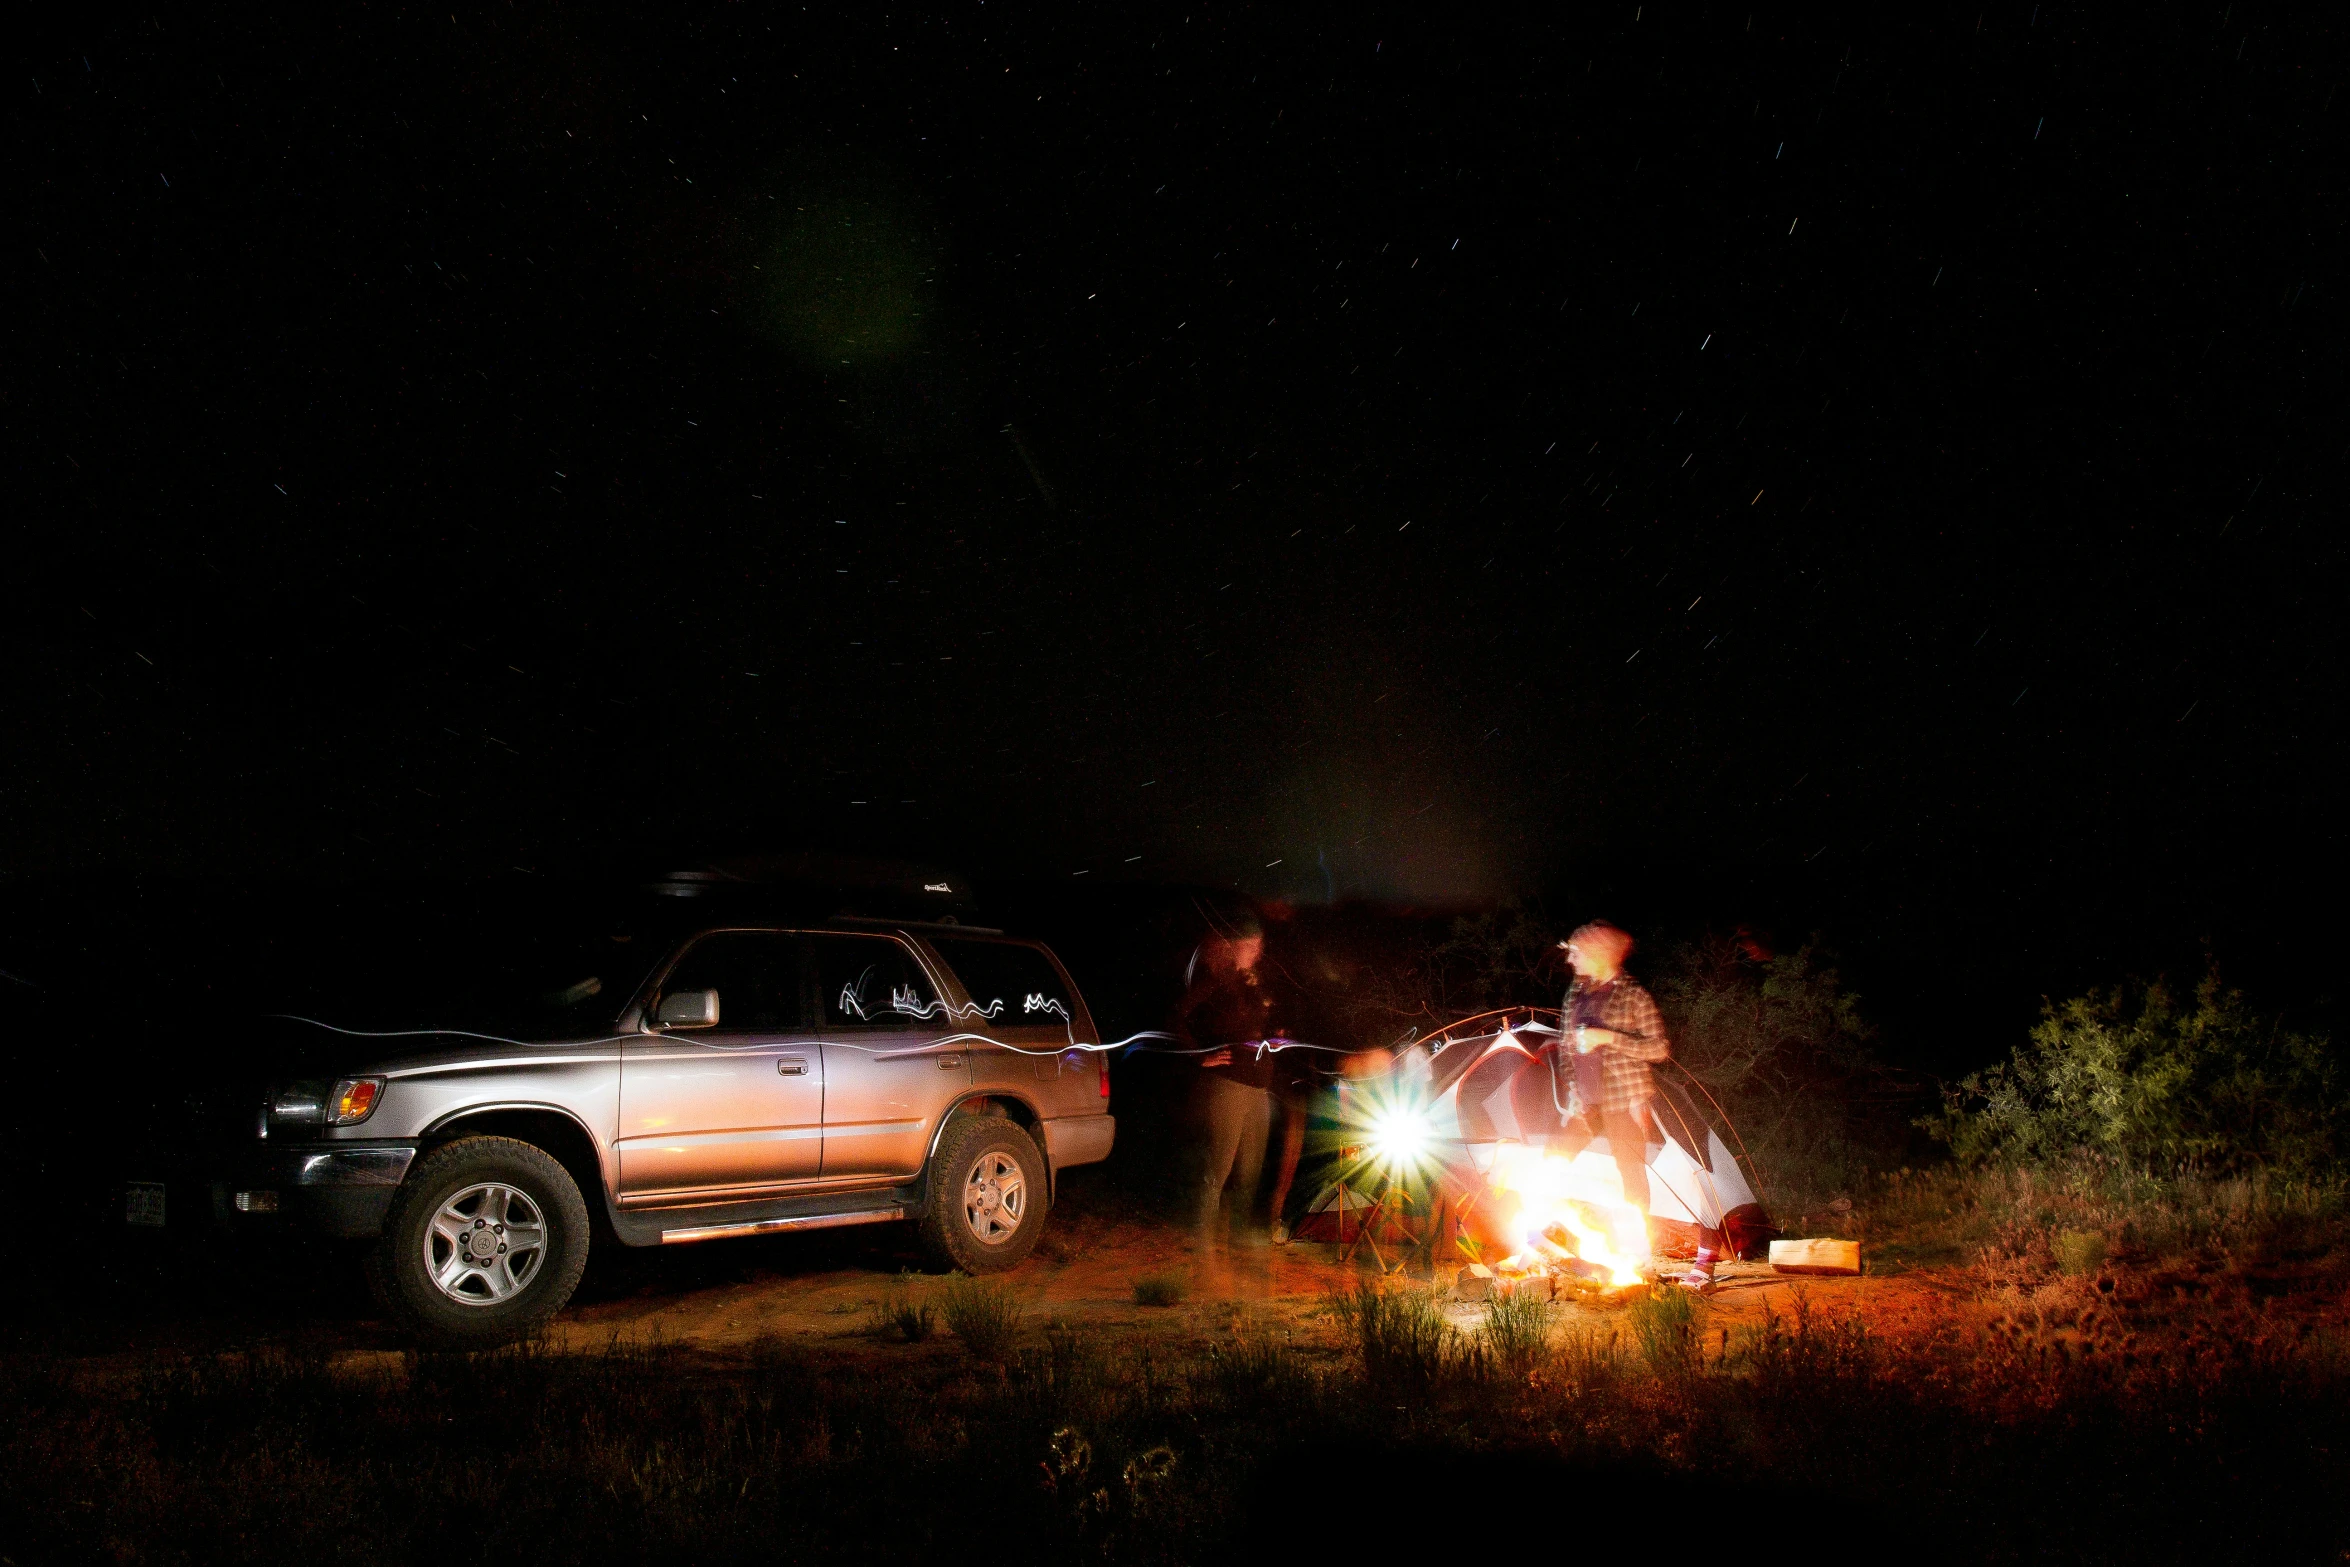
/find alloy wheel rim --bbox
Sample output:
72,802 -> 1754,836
962,1151 -> 1027,1245
423,1181 -> 548,1306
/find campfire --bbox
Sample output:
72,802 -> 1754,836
1483,1142 -> 1649,1287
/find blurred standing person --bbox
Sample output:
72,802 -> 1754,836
1177,915 -> 1278,1248
1553,922 -> 1710,1284
1264,1046 -> 1313,1245
1252,905 -> 1315,1247
1238,905 -> 1388,1247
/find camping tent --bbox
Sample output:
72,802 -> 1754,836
1290,1180 -> 1425,1246
1410,1017 -> 1777,1259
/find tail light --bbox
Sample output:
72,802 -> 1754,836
1098,1054 -> 1111,1101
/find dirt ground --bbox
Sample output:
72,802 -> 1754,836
42,1169 -> 2345,1377
546,1212 -> 1960,1363
86,1207 -> 1951,1376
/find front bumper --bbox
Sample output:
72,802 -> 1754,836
179,1141 -> 419,1240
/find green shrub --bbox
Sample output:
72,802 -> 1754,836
1132,1272 -> 1188,1308
939,1276 -> 1025,1360
1655,935 -> 1898,1204
1480,1290 -> 1551,1374
1926,970 -> 2341,1174
877,1296 -> 936,1342
1328,1282 -> 1456,1386
1625,1283 -> 1702,1376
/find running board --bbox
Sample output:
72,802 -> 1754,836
659,1205 -> 906,1245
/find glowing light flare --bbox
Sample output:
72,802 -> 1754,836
1364,1106 -> 1432,1168
1343,1083 -> 1441,1182
1486,1143 -> 1648,1286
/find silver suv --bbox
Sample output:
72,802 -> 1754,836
198,921 -> 1112,1347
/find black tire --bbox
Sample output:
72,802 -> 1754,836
916,1116 -> 1049,1274
368,1136 -> 591,1349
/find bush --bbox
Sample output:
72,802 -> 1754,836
940,1276 -> 1025,1360
1479,1290 -> 1551,1374
866,1274 -> 937,1342
1625,1284 -> 1702,1376
879,1297 -> 936,1342
1654,935 -> 1904,1204
1132,1272 -> 1188,1308
1926,970 -> 2341,1174
1328,1282 -> 1456,1386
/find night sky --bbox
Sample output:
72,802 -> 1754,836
12,8 -> 2344,1041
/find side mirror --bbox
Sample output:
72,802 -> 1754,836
655,989 -> 720,1029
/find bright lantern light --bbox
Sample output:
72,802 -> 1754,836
1365,1107 -> 1431,1167
1344,1081 -> 1439,1182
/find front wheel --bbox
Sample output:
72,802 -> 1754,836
368,1136 -> 591,1348
916,1116 -> 1048,1274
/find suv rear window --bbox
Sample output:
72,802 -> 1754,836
930,938 -> 1078,1031
812,934 -> 943,1028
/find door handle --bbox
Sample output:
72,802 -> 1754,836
777,1057 -> 809,1076
937,1054 -> 964,1069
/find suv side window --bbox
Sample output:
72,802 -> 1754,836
811,934 -> 942,1028
658,932 -> 807,1031
928,938 -> 1077,1030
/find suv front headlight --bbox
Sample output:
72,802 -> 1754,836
327,1077 -> 385,1126
269,1082 -> 327,1129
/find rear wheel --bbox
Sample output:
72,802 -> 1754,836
916,1116 -> 1047,1274
369,1136 -> 590,1348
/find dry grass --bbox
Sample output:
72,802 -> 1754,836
939,1275 -> 1025,1360
866,1284 -> 936,1343
1478,1288 -> 1551,1373
1801,1161 -> 2350,1280
1326,1280 -> 1459,1386
1131,1271 -> 1188,1307
3,1282 -> 2343,1564
1623,1283 -> 1702,1376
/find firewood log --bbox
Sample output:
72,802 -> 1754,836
1768,1238 -> 1861,1276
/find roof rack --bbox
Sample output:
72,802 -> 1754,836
826,914 -> 1006,936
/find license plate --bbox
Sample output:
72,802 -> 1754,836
125,1182 -> 167,1227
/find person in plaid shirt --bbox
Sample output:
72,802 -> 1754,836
1554,921 -> 1716,1286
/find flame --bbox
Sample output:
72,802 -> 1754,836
1486,1142 -> 1648,1286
